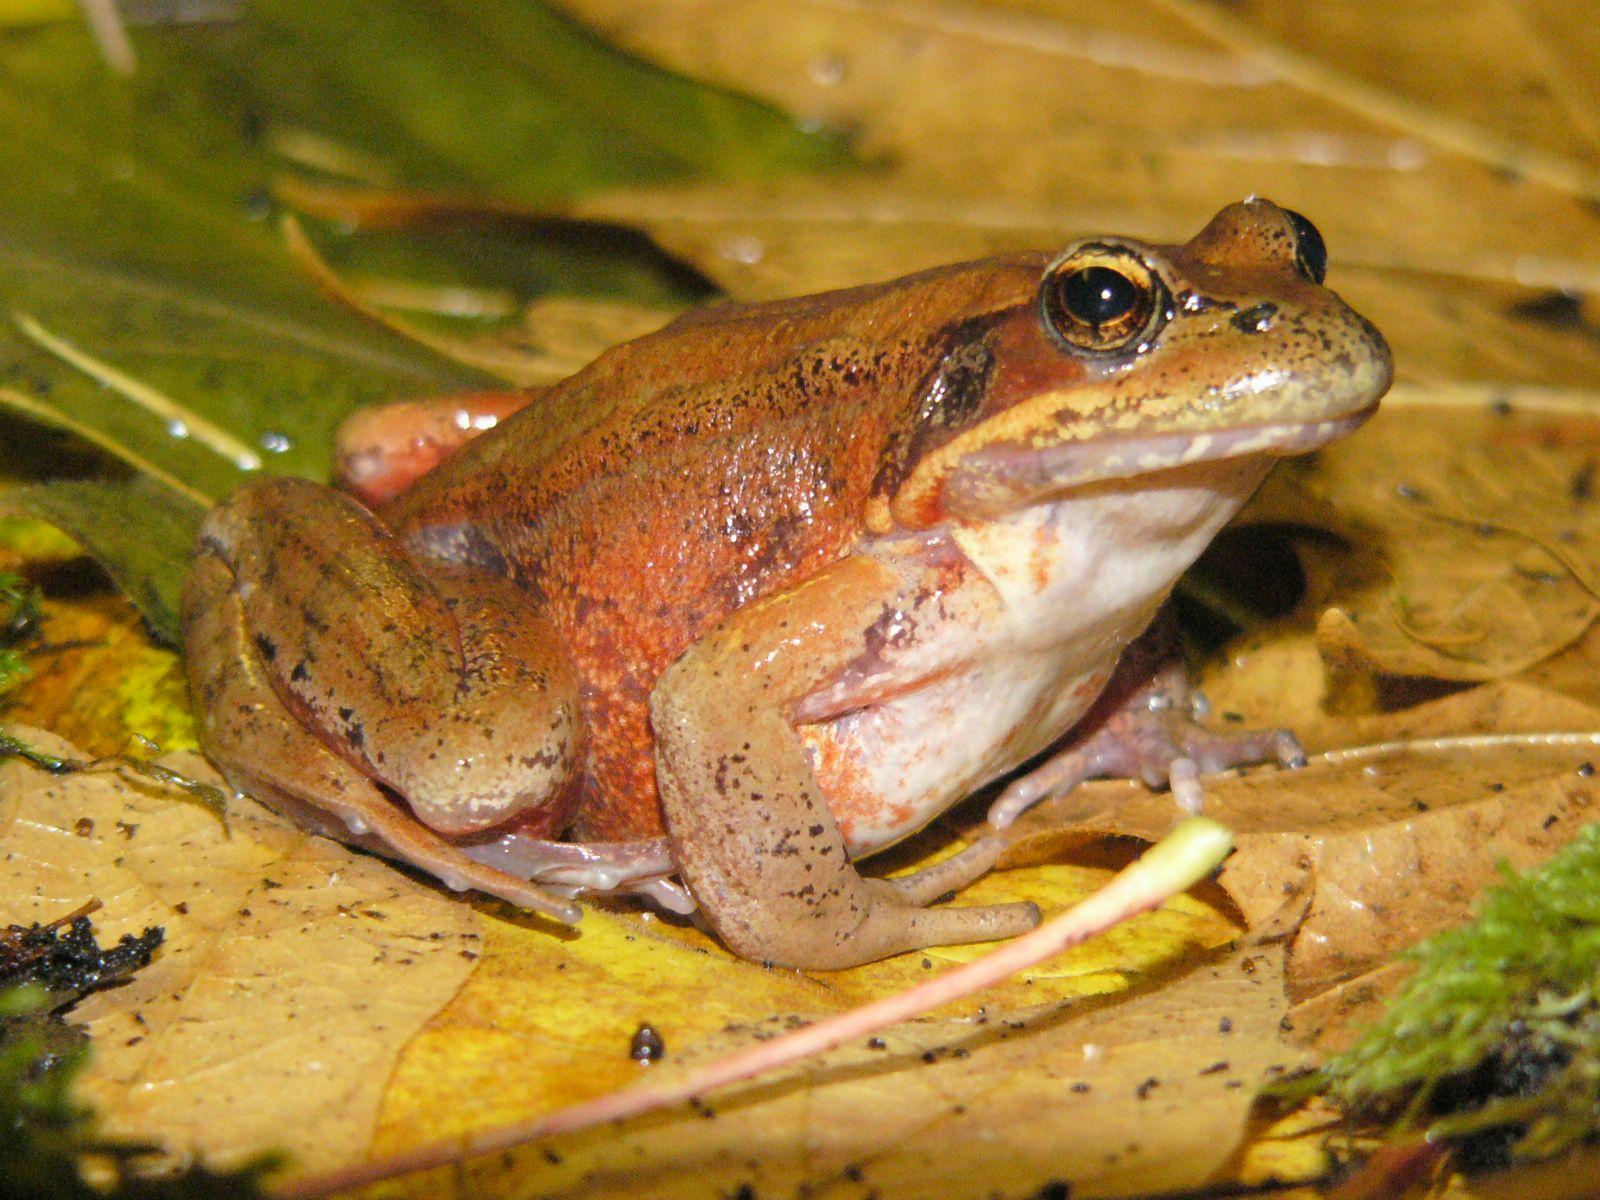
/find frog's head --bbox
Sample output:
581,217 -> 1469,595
880,198 -> 1392,529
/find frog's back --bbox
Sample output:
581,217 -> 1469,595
387,254 -> 1051,576
392,256 -> 1045,517
384,256 -> 1046,838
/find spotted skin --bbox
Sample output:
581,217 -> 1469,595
183,200 -> 1391,967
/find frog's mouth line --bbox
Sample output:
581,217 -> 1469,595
944,402 -> 1378,518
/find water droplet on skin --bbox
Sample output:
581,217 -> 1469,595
344,814 -> 369,836
259,431 -> 293,454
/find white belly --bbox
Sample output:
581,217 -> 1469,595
801,649 -> 1114,853
800,456 -> 1269,856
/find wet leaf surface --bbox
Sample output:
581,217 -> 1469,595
2,2 -> 1600,1198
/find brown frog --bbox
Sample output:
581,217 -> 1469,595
183,199 -> 1391,969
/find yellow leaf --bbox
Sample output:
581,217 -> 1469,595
0,727 -> 479,1174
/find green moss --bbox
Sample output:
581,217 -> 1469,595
0,570 -> 39,693
1306,822 -> 1600,1165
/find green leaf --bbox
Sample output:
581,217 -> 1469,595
0,479 -> 204,646
0,1 -> 841,596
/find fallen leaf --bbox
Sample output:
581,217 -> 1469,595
551,0 -> 1600,289
1282,392 -> 1600,681
369,921 -> 1302,1200
1000,733 -> 1600,1000
0,725 -> 479,1173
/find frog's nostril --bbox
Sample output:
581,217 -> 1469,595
1282,209 -> 1328,285
1230,302 -> 1279,334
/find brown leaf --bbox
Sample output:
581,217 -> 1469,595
1000,734 -> 1600,1000
551,0 -> 1600,292
541,0 -> 1600,354
0,726 -> 479,1173
1260,392 -> 1600,681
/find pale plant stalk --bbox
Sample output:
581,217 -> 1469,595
13,311 -> 262,472
272,818 -> 1235,1200
77,0 -> 135,75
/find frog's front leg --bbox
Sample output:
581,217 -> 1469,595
651,554 -> 1040,970
184,477 -> 648,918
987,616 -> 1304,830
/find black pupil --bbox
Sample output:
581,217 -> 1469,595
1283,208 -> 1328,284
1060,266 -> 1138,326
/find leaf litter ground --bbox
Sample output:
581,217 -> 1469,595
6,1 -> 1600,1196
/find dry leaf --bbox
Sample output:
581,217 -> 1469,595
551,0 -> 1600,285
371,925 -> 1301,1200
1281,392 -> 1600,680
1000,734 -> 1600,1000
0,725 -> 479,1173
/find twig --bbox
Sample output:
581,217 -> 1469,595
273,818 -> 1234,1199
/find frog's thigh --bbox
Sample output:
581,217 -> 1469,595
188,477 -> 581,837
184,549 -> 581,924
650,554 -> 1039,970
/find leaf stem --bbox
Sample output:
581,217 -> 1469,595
272,818 -> 1234,1199
76,0 -> 135,75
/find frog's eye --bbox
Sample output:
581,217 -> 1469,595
1040,245 -> 1168,356
1283,208 -> 1328,285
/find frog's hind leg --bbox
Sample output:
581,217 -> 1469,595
459,830 -> 692,912
651,553 -> 1040,970
184,476 -> 591,919
185,548 -> 581,923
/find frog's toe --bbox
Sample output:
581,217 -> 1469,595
843,896 -> 1041,965
459,831 -> 675,893
874,835 -> 1005,906
1186,724 -> 1305,773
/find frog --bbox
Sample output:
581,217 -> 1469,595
182,198 -> 1391,970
